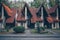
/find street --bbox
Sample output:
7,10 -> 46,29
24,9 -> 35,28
0,34 -> 60,40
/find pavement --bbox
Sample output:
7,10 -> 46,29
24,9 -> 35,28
45,29 -> 59,34
0,29 -> 60,40
0,34 -> 60,40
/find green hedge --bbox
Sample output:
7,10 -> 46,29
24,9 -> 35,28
13,26 -> 25,33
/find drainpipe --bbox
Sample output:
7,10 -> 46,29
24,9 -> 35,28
25,7 -> 28,29
15,11 -> 18,26
41,7 -> 44,27
35,22 -> 37,29
52,23 -> 54,29
55,8 -> 59,29
2,6 -> 4,28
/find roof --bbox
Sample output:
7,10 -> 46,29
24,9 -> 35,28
15,3 -> 44,23
17,3 -> 37,22
46,16 -> 54,23
3,3 -> 60,23
17,3 -> 29,22
29,7 -> 38,23
46,5 -> 58,14
16,8 -> 26,22
30,7 -> 43,23
44,5 -> 59,23
6,17 -> 14,23
6,8 -> 16,23
46,15 -> 59,23
2,3 -> 13,17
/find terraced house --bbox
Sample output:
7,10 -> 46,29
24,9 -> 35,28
0,3 -> 60,29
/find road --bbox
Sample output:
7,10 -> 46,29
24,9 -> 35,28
0,29 -> 60,40
0,34 -> 60,40
0,38 -> 60,40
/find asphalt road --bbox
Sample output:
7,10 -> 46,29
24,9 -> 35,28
0,29 -> 60,40
0,38 -> 60,40
0,34 -> 60,40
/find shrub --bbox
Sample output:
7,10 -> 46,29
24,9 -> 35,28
37,27 -> 45,33
36,22 -> 45,33
13,26 -> 25,33
40,27 -> 45,31
5,26 -> 10,32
